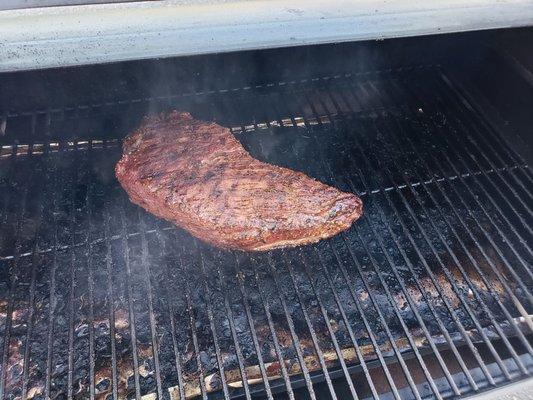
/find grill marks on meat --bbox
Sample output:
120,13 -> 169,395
115,111 -> 363,251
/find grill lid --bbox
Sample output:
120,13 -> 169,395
1,0 -> 533,72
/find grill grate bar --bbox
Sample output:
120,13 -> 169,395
351,116 -> 515,379
138,210 -> 165,399
417,80 -> 533,289
314,245 -> 384,399
334,84 -> 523,377
154,229 -> 187,400
196,241 -> 242,399
0,153 -> 34,400
450,95 -> 533,201
118,197 -> 143,399
377,130 -> 530,376
205,244 -> 254,400
340,229 -> 424,399
401,75 -> 533,260
66,144 -> 78,400
376,125 -> 529,376
21,150 -> 57,400
300,93 -> 460,397
266,91 -> 352,400
380,174 -> 499,383
329,85 -> 497,387
363,80 -> 533,339
393,114 -> 533,344
86,151 -> 98,399
283,95 -> 388,399
403,114 -> 533,329
359,170 -> 482,392
278,250 -> 340,399
378,181 -> 499,386
376,119 -> 531,375
352,165 -> 467,395
387,76 -> 533,287
291,94 -> 396,400
437,72 -> 533,186
309,97 -> 452,398
20,247 -> 39,400
0,186 -> 17,398
303,96 -> 433,400
325,239 -> 405,400
231,255 -> 275,399
299,249 -> 362,399
177,241 -> 210,400
425,75 -> 533,239
323,145 -> 464,396
248,257 -> 297,400
103,209 -> 120,398
268,92 -> 346,398
44,152 -> 61,399
262,254 -> 319,400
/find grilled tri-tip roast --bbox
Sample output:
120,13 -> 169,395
115,111 -> 363,251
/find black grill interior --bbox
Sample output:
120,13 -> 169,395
0,30 -> 532,400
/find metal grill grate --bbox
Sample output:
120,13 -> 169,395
0,66 -> 531,399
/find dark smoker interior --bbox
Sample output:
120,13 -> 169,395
0,28 -> 531,399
